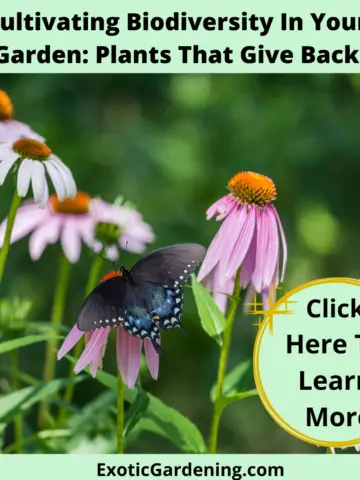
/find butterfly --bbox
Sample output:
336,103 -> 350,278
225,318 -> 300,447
77,243 -> 206,354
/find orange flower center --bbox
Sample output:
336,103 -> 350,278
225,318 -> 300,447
227,171 -> 277,206
50,192 -> 91,215
13,138 -> 51,161
0,90 -> 13,120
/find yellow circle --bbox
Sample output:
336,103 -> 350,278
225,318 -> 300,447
253,276 -> 360,448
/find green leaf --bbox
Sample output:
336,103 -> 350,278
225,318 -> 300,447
220,389 -> 258,408
124,389 -> 149,437
0,334 -> 59,355
210,360 -> 253,402
65,355 -> 205,453
0,377 -> 85,427
0,387 -> 33,422
68,390 -> 116,437
191,275 -> 226,343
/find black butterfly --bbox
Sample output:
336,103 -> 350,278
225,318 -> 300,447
77,243 -> 206,354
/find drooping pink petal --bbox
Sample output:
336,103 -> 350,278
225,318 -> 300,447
74,328 -> 111,374
261,288 -> 270,311
61,218 -> 82,263
355,444 -> 360,452
104,244 -> 119,261
44,160 -> 66,201
0,154 -> 19,185
252,207 -> 269,292
116,328 -> 142,389
144,338 -> 159,380
17,159 -> 34,197
202,263 -> 235,314
271,205 -> 287,282
262,207 -> 280,288
29,216 -> 62,260
39,178 -> 49,209
90,347 -> 106,378
119,233 -> 147,254
198,208 -> 239,283
0,119 -> 44,143
240,228 -> 257,288
225,204 -> 257,279
218,204 -> 248,283
243,284 -> 256,313
57,324 -> 84,360
85,331 -> 108,378
0,203 -> 48,246
76,216 -> 95,247
50,156 -> 77,199
206,195 -> 236,221
91,200 -> 141,228
30,161 -> 46,204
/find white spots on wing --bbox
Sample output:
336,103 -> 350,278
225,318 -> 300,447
124,322 -> 129,327
184,270 -> 188,273
163,319 -> 170,326
151,331 -> 156,338
174,308 -> 180,314
171,317 -> 177,324
132,327 -> 137,333
175,289 -> 180,294
94,321 -> 97,325
179,276 -> 184,280
99,320 -> 103,324
176,297 -> 181,304
141,330 -> 147,336
187,264 -> 191,268
105,319 -> 109,323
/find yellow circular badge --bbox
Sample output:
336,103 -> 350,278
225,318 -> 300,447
253,277 -> 360,448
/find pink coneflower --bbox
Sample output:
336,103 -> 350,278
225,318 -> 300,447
0,90 -> 44,142
198,171 -> 287,312
0,192 -> 154,263
57,290 -> 159,388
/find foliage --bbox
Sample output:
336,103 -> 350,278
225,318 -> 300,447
1,73 -> 355,454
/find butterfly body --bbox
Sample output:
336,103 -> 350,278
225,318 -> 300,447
77,243 -> 206,354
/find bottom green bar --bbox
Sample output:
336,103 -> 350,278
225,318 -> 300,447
0,454 -> 356,479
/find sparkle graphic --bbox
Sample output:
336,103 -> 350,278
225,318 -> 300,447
247,284 -> 296,333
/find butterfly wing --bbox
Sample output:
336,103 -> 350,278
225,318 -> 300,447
131,243 -> 206,331
77,276 -> 162,353
131,243 -> 206,287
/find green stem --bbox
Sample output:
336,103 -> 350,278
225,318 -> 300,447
208,268 -> 241,454
0,190 -> 22,285
117,370 -> 124,454
38,253 -> 71,428
10,349 -> 22,453
58,254 -> 103,425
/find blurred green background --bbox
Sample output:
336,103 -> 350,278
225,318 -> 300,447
1,73 -> 359,454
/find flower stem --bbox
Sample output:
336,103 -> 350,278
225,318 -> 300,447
208,268 -> 241,454
38,253 -> 71,428
58,254 -> 103,425
0,190 -> 22,285
10,349 -> 22,453
117,369 -> 125,454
